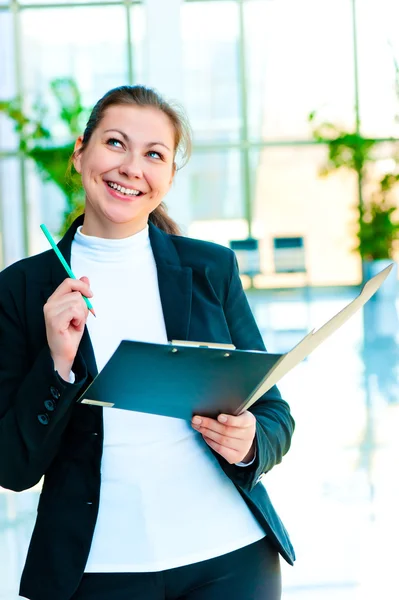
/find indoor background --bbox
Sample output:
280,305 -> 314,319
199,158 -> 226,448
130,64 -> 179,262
1,0 -> 399,598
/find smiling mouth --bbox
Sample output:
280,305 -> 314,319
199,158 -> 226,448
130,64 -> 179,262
106,181 -> 144,197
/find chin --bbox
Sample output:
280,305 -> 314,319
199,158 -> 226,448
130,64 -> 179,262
104,208 -> 148,228
103,205 -> 141,221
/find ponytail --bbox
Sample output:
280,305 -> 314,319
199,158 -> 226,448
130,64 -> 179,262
149,203 -> 181,235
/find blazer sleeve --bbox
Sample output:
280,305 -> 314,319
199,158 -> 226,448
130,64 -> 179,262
216,252 -> 295,493
0,267 -> 88,492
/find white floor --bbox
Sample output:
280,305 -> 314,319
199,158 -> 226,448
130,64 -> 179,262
1,289 -> 399,599
252,290 -> 399,600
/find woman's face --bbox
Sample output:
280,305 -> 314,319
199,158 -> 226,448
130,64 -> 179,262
73,104 -> 176,238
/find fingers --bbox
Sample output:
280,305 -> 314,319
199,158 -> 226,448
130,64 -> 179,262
44,296 -> 88,332
192,418 -> 243,442
199,428 -> 241,451
50,277 -> 93,302
217,411 -> 256,428
202,436 -> 242,464
201,430 -> 256,464
192,420 -> 251,450
44,277 -> 92,369
191,411 -> 256,440
45,290 -> 88,317
191,411 -> 257,464
44,285 -> 89,323
44,277 -> 92,326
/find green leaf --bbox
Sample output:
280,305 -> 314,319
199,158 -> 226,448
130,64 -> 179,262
310,111 -> 399,259
0,77 -> 89,234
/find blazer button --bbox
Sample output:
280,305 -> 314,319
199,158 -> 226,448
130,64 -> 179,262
50,386 -> 61,400
44,399 -> 56,412
38,413 -> 50,425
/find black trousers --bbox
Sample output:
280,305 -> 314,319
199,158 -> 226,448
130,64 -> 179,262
70,537 -> 281,600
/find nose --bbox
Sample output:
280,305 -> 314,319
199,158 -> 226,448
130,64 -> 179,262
118,152 -> 143,179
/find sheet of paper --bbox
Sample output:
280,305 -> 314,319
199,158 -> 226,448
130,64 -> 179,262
243,263 -> 394,410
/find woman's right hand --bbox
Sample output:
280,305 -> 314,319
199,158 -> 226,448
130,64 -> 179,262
43,276 -> 93,381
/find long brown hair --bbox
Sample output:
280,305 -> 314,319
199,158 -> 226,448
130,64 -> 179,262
70,85 -> 192,235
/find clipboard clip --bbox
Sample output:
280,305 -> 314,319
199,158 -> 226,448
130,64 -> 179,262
170,340 -> 236,350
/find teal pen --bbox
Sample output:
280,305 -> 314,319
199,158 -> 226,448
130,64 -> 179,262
40,223 -> 96,317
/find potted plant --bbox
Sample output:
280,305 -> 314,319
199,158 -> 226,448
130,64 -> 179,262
0,78 -> 88,236
309,112 -> 399,294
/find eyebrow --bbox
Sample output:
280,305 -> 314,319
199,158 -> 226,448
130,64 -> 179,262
103,129 -> 172,152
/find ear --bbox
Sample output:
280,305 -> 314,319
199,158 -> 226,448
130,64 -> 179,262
73,136 -> 84,174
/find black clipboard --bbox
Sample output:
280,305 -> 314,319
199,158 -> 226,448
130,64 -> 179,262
79,340 -> 283,420
78,264 -> 394,420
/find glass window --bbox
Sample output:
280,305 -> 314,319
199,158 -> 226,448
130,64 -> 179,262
130,3 -> 146,84
21,0 -> 123,4
0,11 -> 19,150
244,0 -> 356,141
20,5 -> 130,143
250,146 -> 360,285
0,157 -> 25,268
15,5 -> 134,244
187,149 -> 243,220
25,158 -> 68,255
181,1 -> 241,143
357,0 -> 399,137
186,149 -> 247,246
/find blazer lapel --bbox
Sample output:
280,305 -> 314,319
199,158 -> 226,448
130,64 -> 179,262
149,223 -> 192,342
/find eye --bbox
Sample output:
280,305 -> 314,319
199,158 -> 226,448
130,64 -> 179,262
106,137 -> 123,149
147,150 -> 162,160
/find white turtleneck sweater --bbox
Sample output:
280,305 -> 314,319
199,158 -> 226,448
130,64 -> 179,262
70,225 -> 265,573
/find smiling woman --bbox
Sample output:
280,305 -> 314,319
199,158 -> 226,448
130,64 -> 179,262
70,85 -> 192,238
0,84 -> 294,600
74,105 -> 176,238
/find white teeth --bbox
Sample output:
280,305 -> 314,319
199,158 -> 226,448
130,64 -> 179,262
107,181 -> 140,196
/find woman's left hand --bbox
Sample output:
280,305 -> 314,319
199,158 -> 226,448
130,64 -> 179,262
191,411 -> 257,464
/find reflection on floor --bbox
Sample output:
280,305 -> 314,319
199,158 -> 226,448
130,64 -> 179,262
250,288 -> 399,600
1,288 -> 399,599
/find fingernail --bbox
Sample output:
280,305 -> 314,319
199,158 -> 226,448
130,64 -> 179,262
192,417 -> 202,425
218,415 -> 228,423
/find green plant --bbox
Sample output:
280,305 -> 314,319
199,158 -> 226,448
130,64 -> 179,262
309,112 -> 399,261
0,78 -> 88,236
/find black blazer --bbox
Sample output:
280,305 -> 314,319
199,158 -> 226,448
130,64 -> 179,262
0,215 -> 295,600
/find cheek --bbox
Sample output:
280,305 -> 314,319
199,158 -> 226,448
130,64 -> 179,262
154,168 -> 174,192
81,149 -> 112,181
